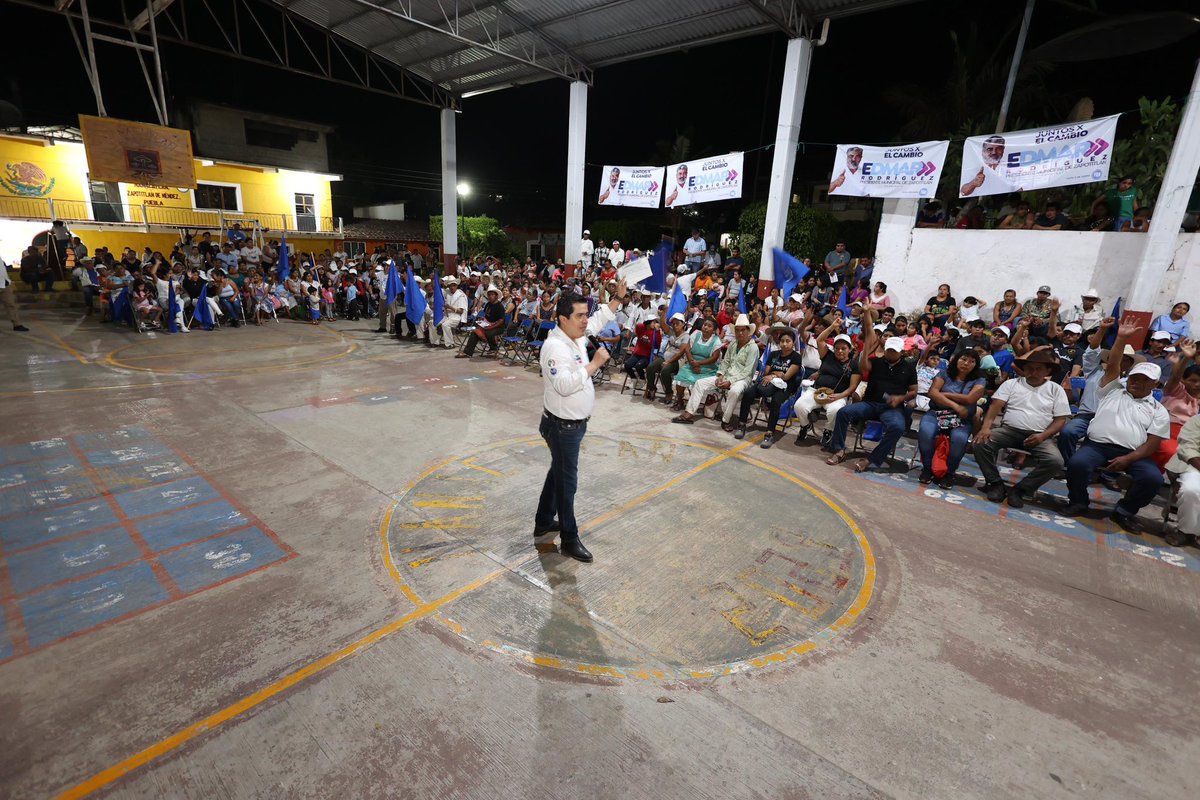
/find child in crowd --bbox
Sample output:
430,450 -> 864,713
911,350 -> 943,411
307,286 -> 321,325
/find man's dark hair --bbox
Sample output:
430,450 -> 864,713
1045,201 -> 1060,211
555,292 -> 587,322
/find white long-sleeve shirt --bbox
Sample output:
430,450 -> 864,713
539,304 -> 616,420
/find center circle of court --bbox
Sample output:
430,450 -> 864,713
383,434 -> 875,680
104,327 -> 356,375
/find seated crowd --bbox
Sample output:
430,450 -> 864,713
46,225 -> 1200,549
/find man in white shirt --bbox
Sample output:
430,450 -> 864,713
973,349 -> 1071,507
1063,321 -> 1170,530
624,289 -> 657,332
683,229 -> 707,273
608,241 -> 625,268
0,255 -> 30,331
535,279 -> 629,563
580,230 -> 595,268
441,275 -> 468,348
240,242 -> 262,266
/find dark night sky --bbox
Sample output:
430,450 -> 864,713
2,0 -> 1198,227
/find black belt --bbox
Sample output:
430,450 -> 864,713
543,409 -> 589,423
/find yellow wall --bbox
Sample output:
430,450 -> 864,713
0,134 -> 336,234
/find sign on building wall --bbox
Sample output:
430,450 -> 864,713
79,115 -> 196,189
827,141 -> 948,198
664,153 -> 743,207
596,165 -> 664,208
958,115 -> 1118,198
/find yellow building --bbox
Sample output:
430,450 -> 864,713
0,128 -> 342,264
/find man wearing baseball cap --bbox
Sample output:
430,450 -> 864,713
1140,330 -> 1175,385
1063,319 -> 1170,530
1049,321 -> 1085,385
1020,285 -> 1056,337
825,312 -> 917,472
973,349 -> 1071,508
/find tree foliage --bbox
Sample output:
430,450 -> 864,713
429,215 -> 511,260
733,202 -> 840,270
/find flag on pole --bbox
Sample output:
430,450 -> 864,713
196,284 -> 215,330
167,280 -> 180,333
645,239 -> 673,294
432,271 -> 445,326
737,286 -> 747,314
385,260 -> 400,307
405,266 -> 427,327
110,287 -> 135,327
772,248 -> 808,300
667,273 -> 694,322
1103,296 -> 1123,349
837,283 -> 849,316
277,234 -> 290,283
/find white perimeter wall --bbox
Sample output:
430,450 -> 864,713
873,222 -> 1200,319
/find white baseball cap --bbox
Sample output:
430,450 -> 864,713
992,325 -> 1012,338
669,312 -> 686,323
873,323 -> 888,332
1063,323 -> 1082,334
884,336 -> 905,352
583,229 -> 590,235
1150,331 -> 1172,341
1128,362 -> 1162,382
789,293 -> 805,303
833,333 -> 853,345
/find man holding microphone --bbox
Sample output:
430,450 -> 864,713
534,279 -> 629,562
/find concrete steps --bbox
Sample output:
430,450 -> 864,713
9,281 -> 87,309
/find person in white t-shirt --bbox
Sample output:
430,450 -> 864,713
973,349 -> 1071,507
829,147 -> 865,196
961,135 -> 1020,197
665,164 -> 693,207
1063,320 -> 1170,530
580,230 -> 595,267
608,241 -> 625,267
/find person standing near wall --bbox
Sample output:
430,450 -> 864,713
0,255 -> 30,331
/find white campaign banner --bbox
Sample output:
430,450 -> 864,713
959,115 -> 1119,198
828,140 -> 948,198
664,152 -> 743,207
597,165 -> 665,209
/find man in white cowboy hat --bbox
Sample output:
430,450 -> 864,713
440,274 -> 467,348
672,313 -> 760,427
1067,287 -> 1104,333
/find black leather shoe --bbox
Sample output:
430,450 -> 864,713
1061,503 -> 1089,517
985,482 -> 1007,503
1006,486 -> 1025,509
1110,511 -> 1143,534
559,539 -> 593,563
533,521 -> 560,538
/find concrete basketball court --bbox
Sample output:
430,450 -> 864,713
1,311 -> 1198,799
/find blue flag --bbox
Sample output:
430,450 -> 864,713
837,283 -> 849,316
737,286 -> 747,314
277,235 -> 290,283
432,271 -> 445,326
167,280 -> 180,333
772,247 -> 808,300
1103,296 -> 1122,349
196,284 -> 214,330
405,266 -> 427,327
646,240 -> 673,294
110,287 -> 135,327
666,278 -> 689,322
385,261 -> 400,307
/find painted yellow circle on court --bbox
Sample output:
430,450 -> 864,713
381,434 -> 875,680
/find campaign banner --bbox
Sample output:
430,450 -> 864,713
958,115 -> 1118,198
597,165 -> 664,209
828,140 -> 948,198
664,152 -> 743,207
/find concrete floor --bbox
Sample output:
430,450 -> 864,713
1,310 -> 1198,800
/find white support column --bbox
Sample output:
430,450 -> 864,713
565,80 -> 588,275
440,108 -> 459,273
758,37 -> 814,296
1126,59 -> 1200,315
873,198 -> 920,308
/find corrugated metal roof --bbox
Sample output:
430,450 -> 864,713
269,0 -> 927,99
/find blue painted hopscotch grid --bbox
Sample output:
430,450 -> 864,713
0,427 -> 292,660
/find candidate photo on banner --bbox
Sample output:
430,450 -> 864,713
828,140 -> 948,198
959,115 -> 1118,198
664,152 -> 743,207
597,165 -> 665,209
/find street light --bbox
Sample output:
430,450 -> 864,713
456,182 -> 470,257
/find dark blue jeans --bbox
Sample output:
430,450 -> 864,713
917,411 -> 972,474
535,412 -> 587,541
831,401 -> 911,466
624,355 -> 650,378
1066,440 -> 1161,514
1057,413 -> 1093,462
